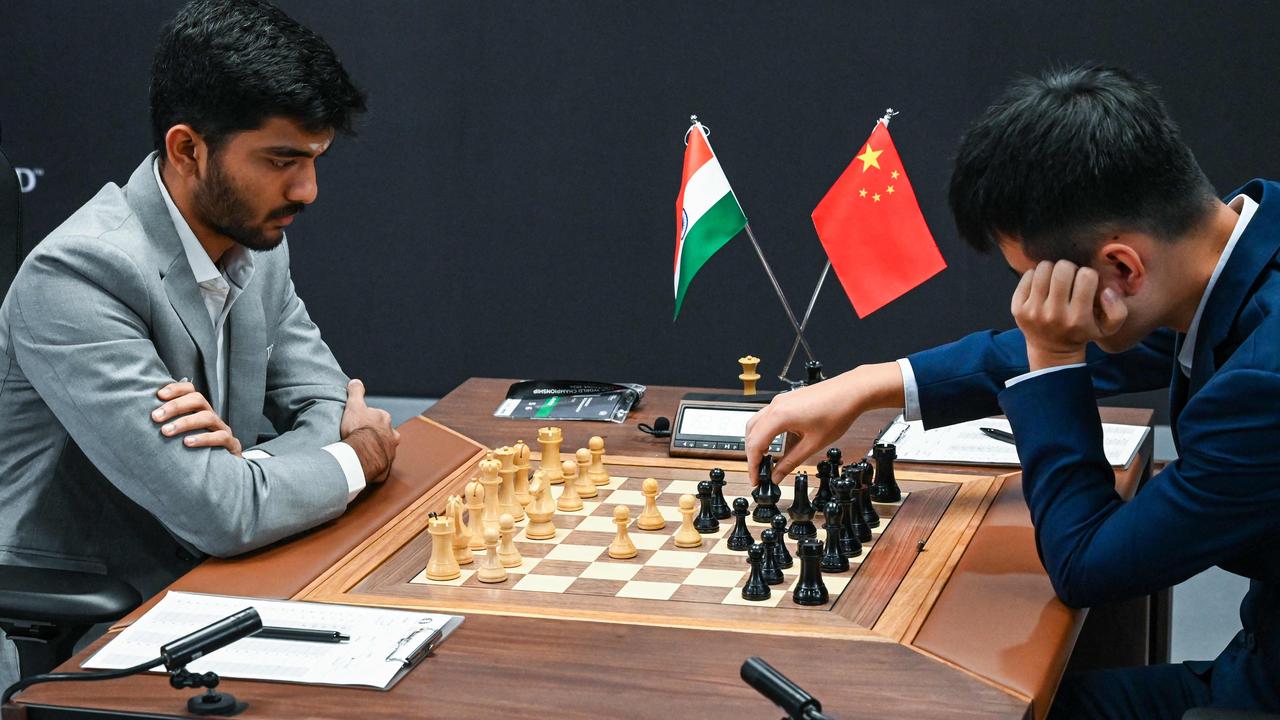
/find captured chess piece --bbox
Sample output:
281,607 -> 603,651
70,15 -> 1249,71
694,480 -> 720,534
557,459 -> 584,512
726,497 -> 754,551
608,505 -> 638,559
524,471 -> 557,540
814,459 -> 834,509
637,477 -> 666,530
446,495 -> 473,565
709,468 -> 731,519
537,426 -> 564,485
760,528 -> 784,585
769,515 -> 793,569
674,494 -> 703,548
786,472 -> 817,539
587,436 -> 610,486
751,454 -> 782,522
512,440 -> 533,510
792,538 -> 829,606
425,513 -> 460,581
853,460 -> 880,528
804,360 -> 825,386
741,543 -> 771,601
820,501 -> 849,573
476,526 -> 508,583
739,355 -> 761,396
498,513 -> 522,568
574,448 -> 598,499
871,442 -> 902,503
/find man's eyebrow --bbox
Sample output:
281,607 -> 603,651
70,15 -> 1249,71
262,146 -> 321,158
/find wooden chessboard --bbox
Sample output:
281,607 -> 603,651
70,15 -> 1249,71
300,426 -> 1005,642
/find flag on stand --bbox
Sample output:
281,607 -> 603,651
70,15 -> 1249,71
810,120 -> 945,318
673,120 -> 748,319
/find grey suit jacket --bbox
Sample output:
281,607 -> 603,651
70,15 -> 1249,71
0,153 -> 352,600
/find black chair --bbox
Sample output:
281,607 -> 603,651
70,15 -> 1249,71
1185,710 -> 1280,720
0,127 -> 143,680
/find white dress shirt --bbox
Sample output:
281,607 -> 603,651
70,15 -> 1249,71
152,160 -> 366,501
897,193 -> 1259,417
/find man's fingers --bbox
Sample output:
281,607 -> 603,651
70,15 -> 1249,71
156,381 -> 195,401
744,407 -> 782,483
773,435 -> 820,484
1029,260 -> 1055,304
1011,269 -> 1034,315
1047,260 -> 1078,308
181,430 -> 241,455
1069,267 -> 1099,323
161,409 -> 224,436
1096,286 -> 1129,336
347,378 -> 367,408
152,392 -> 212,422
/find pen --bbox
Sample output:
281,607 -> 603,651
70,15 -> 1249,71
979,427 -> 1016,445
254,626 -> 350,643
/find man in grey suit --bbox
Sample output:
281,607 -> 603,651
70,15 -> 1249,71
0,0 -> 398,686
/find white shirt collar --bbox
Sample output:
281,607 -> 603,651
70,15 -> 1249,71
1178,193 -> 1259,377
150,158 -> 254,288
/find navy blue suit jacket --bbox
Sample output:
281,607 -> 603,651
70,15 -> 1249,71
907,180 -> 1280,710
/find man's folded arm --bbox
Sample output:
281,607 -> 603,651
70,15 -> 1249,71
10,238 -> 349,557
904,326 -> 1176,428
997,363 -> 1280,609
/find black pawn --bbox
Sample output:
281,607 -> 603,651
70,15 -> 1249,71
741,544 -> 771,601
872,442 -> 902,503
835,476 -> 863,557
694,480 -> 720,534
804,360 -> 825,386
760,528 -> 784,585
770,514 -> 793,569
813,459 -> 834,509
786,473 -> 818,540
826,447 -> 844,481
855,460 -> 880,529
792,538 -> 829,606
752,454 -> 782,523
726,497 -> 754,551
709,468 -> 731,519
820,502 -> 849,573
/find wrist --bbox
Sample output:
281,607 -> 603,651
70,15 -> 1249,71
1026,345 -> 1087,371
345,427 -> 390,481
846,361 -> 908,411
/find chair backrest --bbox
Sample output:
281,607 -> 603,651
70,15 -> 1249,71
0,123 -> 23,302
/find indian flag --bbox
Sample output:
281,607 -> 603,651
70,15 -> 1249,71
673,120 -> 748,319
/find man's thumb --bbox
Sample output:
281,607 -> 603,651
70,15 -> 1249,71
347,378 -> 367,405
1098,287 -> 1129,336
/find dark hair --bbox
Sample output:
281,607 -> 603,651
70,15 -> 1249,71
948,65 -> 1215,264
150,0 -> 367,156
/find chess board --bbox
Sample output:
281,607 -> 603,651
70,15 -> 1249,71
408,474 -> 908,610
303,450 -> 992,640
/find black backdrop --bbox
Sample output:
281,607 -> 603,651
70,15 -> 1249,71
3,1 -> 1278,414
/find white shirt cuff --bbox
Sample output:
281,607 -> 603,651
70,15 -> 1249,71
896,358 -> 922,422
1004,363 -> 1087,388
322,442 -> 368,503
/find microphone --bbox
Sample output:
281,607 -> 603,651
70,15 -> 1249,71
162,607 -> 262,669
638,416 -> 671,438
740,656 -> 833,720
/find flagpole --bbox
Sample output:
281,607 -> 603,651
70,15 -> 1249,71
742,223 -> 817,363
779,107 -> 900,385
778,260 -> 830,380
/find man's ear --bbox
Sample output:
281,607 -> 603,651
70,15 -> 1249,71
1093,236 -> 1149,298
163,124 -> 206,178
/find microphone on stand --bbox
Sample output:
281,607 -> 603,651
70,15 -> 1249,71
740,656 -> 835,720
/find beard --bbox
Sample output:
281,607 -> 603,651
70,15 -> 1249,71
192,155 -> 304,251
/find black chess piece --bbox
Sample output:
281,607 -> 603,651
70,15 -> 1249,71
871,442 -> 902,503
786,473 -> 818,540
826,447 -> 844,478
709,468 -> 731,519
741,543 -> 771,601
694,480 -> 720,533
726,497 -> 754,551
804,360 -> 825,386
854,460 -> 880,529
844,468 -> 875,540
770,514 -> 793,569
792,538 -> 829,606
813,459 -> 833,509
752,454 -> 782,522
835,476 -> 863,558
820,502 -> 849,573
760,528 -> 784,585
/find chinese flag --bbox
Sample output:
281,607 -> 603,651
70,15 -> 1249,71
811,121 -> 946,318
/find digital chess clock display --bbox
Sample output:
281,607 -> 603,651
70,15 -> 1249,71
671,401 -> 785,457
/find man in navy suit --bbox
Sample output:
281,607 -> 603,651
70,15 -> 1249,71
745,66 -> 1280,717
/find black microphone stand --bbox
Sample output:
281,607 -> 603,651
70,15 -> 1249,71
3,607 -> 263,716
741,656 -> 836,720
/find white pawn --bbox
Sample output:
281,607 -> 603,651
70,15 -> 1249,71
574,448 -> 598,499
476,526 -> 507,583
636,477 -> 665,531
673,494 -> 702,548
557,459 -> 584,512
587,436 -> 610,486
525,471 -> 557,540
498,513 -> 522,567
465,480 -> 486,552
608,505 -> 637,559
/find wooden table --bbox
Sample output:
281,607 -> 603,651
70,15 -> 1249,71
6,378 -> 1155,720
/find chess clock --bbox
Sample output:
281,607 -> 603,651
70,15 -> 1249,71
669,397 -> 787,460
